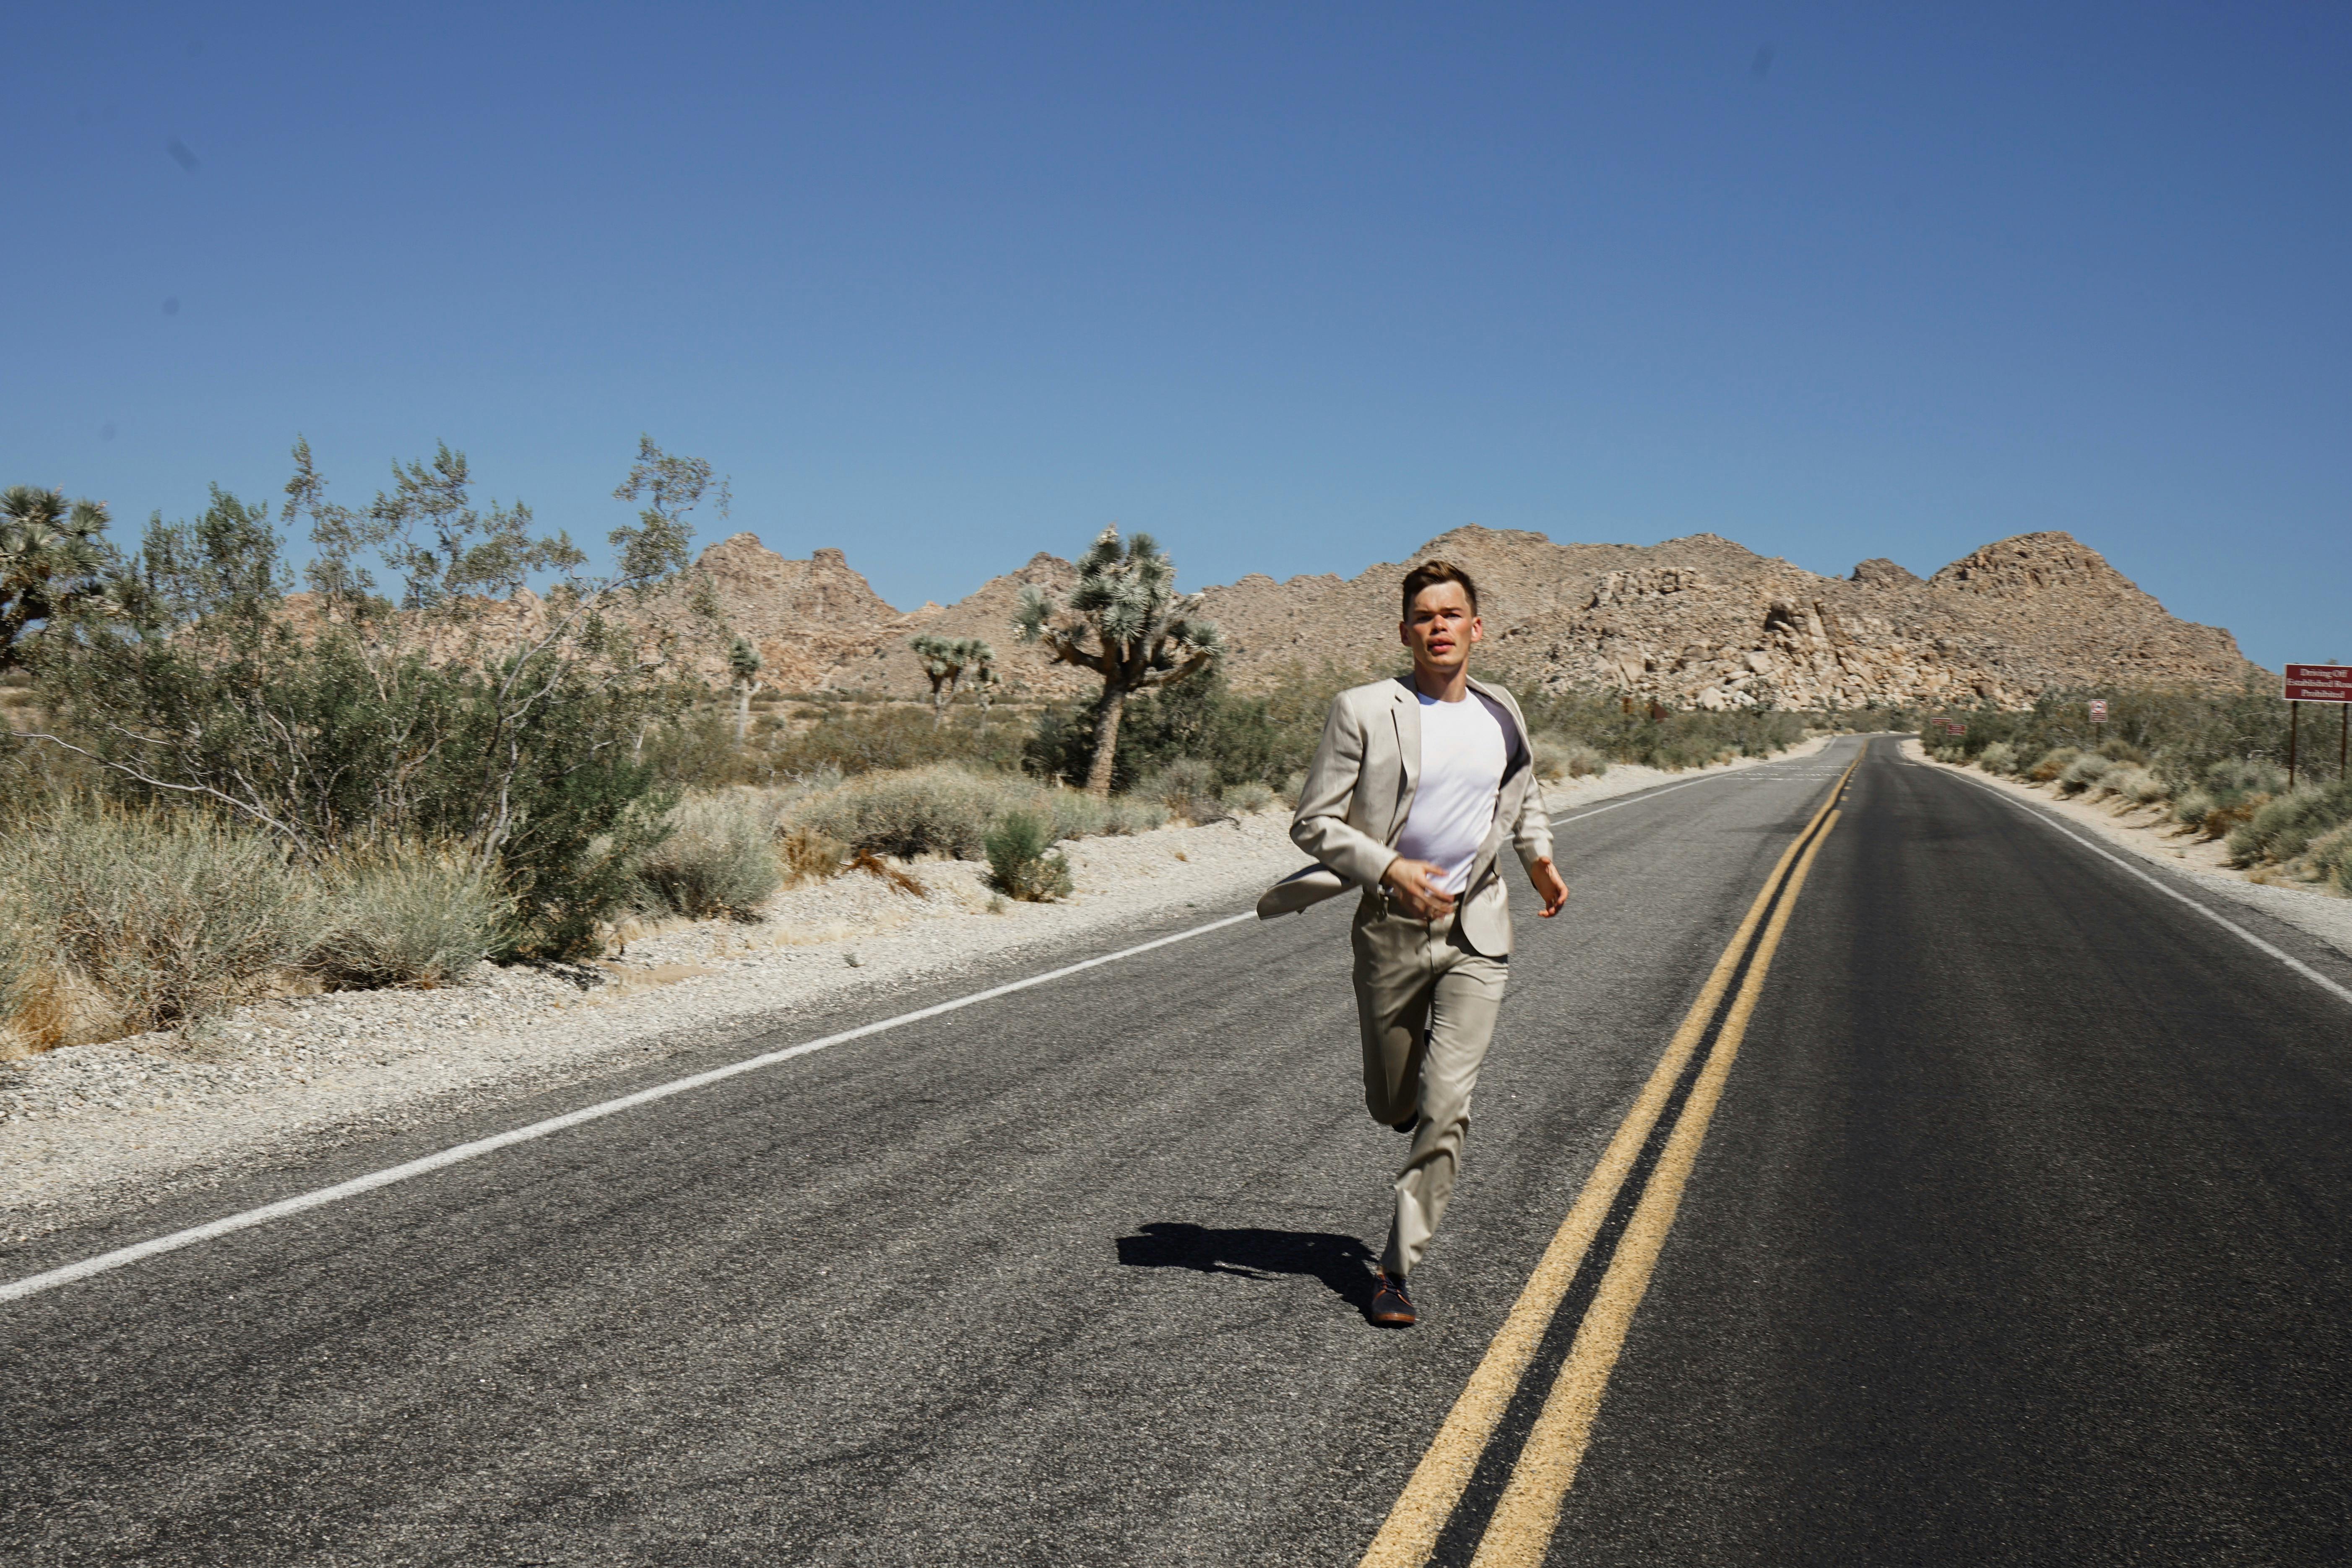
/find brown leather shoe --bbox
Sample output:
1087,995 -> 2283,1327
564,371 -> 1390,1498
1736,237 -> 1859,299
1369,1271 -> 1415,1327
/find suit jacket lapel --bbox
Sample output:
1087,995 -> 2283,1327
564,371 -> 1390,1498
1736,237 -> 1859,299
1387,679 -> 1420,846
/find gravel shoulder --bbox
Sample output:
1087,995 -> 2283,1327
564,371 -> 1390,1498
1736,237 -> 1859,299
0,741 -> 1827,1245
1904,739 -> 2352,961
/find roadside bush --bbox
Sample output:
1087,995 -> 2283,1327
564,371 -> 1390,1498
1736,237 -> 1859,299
2306,824 -> 2352,893
1138,758 -> 1225,824
791,764 -> 1003,860
310,842 -> 511,989
2173,788 -> 2217,830
0,805 -> 318,1043
984,812 -> 1073,902
2111,767 -> 2169,806
1223,781 -> 1275,815
1037,790 -> 1166,840
778,824 -> 850,885
755,703 -> 1027,780
2058,754 -> 2113,794
2227,781 -> 2352,867
2029,747 -> 2080,783
1532,733 -> 1609,781
627,795 -> 783,921
1976,742 -> 2018,775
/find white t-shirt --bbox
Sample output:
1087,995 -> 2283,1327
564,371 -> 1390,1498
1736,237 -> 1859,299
1395,691 -> 1508,895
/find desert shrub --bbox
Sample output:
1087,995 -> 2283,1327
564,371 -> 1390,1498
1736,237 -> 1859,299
790,765 -> 1007,859
627,795 -> 783,921
778,824 -> 849,885
2112,767 -> 2169,806
984,812 -> 1073,902
1223,781 -> 1275,814
1038,790 -> 1165,840
1532,733 -> 1609,781
0,805 -> 319,1041
2097,737 -> 2149,764
310,842 -> 511,989
1976,742 -> 2017,775
1139,758 -> 1226,824
2172,788 -> 2216,829
2028,747 -> 2080,783
2206,756 -> 2289,797
755,703 -> 1026,780
2306,824 -> 2352,893
2057,754 -> 2112,794
1515,689 -> 1805,771
2227,781 -> 2352,867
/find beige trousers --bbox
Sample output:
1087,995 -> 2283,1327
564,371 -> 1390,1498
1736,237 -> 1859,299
1351,900 -> 1509,1279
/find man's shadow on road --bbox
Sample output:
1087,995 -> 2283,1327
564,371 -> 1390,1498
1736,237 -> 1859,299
1115,1222 -> 1382,1323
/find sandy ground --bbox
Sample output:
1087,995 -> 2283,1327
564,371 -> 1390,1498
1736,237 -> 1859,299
0,738 -> 1830,1242
1904,739 -> 2352,961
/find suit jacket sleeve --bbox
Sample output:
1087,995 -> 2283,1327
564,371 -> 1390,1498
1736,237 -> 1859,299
1504,696 -> 1554,872
1290,694 -> 1399,889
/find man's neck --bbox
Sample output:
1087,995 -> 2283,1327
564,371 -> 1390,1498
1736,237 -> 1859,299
1411,664 -> 1473,703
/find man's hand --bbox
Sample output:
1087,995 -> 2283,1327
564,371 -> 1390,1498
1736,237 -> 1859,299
1530,856 -> 1569,918
1381,857 -> 1457,921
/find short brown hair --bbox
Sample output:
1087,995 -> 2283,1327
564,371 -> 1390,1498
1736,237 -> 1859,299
1401,559 -> 1479,619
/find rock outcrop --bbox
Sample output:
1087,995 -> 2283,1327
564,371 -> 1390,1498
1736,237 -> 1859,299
681,527 -> 2260,710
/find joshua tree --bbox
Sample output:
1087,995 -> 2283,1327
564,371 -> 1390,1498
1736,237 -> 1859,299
910,633 -> 993,728
0,486 -> 111,671
969,644 -> 998,733
1015,526 -> 1222,795
728,634 -> 764,741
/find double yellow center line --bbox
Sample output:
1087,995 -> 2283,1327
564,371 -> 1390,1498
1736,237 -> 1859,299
1361,751 -> 1860,1568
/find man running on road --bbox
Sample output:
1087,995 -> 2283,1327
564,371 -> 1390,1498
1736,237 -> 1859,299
1265,560 -> 1568,1327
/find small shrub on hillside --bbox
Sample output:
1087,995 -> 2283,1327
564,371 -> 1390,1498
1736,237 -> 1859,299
984,812 -> 1073,902
310,843 -> 511,989
2097,737 -> 2149,764
2172,788 -> 2216,830
628,795 -> 783,921
1038,791 -> 1165,840
757,703 -> 1028,780
1976,742 -> 2018,775
0,806 -> 319,1042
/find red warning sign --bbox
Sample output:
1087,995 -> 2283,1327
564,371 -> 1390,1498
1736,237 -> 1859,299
2284,665 -> 2352,704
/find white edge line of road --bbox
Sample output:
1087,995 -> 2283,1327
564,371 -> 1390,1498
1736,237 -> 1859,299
0,911 -> 1259,1307
1939,764 -> 2352,1011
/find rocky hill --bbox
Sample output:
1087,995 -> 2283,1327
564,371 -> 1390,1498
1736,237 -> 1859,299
694,527 -> 2261,711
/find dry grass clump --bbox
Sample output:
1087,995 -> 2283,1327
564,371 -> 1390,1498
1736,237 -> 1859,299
0,805 -> 320,1048
1222,781 -> 1276,815
784,764 -> 1162,861
2027,747 -> 2080,783
2057,753 -> 2113,794
310,841 -> 511,989
2228,781 -> 2352,868
2306,824 -> 2352,894
779,824 -> 851,886
1532,734 -> 1609,782
1138,759 -> 1225,824
628,794 -> 784,922
1975,742 -> 2019,775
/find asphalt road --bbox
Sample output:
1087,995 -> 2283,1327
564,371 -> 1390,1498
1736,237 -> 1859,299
6,736 -> 2351,1566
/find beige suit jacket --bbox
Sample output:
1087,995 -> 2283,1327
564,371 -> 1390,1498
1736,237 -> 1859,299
1265,675 -> 1553,957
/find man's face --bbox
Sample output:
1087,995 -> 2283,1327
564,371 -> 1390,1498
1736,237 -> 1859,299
1400,581 -> 1482,676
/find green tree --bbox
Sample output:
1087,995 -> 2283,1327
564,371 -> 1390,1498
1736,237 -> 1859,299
1015,528 -> 1222,795
728,635 -> 765,741
23,437 -> 732,959
909,634 -> 994,728
0,486 -> 111,671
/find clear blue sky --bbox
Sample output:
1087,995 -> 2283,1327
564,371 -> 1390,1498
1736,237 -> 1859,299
7,3 -> 2346,668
